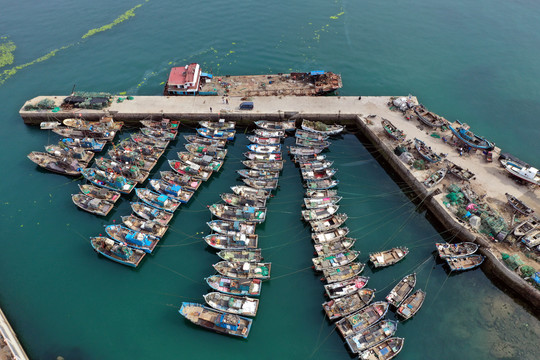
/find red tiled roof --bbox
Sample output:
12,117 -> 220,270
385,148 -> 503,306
168,64 -> 199,85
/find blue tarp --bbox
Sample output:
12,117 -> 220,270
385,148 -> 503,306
310,70 -> 326,76
533,272 -> 540,285
157,195 -> 168,204
201,72 -> 213,78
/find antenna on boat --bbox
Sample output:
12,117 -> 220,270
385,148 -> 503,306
71,84 -> 76,95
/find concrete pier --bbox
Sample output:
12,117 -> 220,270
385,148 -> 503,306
0,308 -> 28,360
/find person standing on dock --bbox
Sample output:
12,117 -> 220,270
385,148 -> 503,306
210,107 -> 212,112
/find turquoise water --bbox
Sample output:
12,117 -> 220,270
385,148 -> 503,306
0,0 -> 539,359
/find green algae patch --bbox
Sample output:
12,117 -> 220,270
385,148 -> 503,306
81,3 -> 144,39
0,40 -> 16,68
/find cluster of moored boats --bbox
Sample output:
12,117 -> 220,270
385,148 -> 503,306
90,119 -> 232,267
435,241 -> 484,271
179,119 -> 297,338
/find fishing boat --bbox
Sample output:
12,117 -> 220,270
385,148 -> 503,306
79,184 -> 121,203
205,275 -> 262,297
221,193 -> 267,208
435,242 -> 479,259
446,161 -> 475,181
295,137 -> 330,148
148,179 -> 194,204
505,193 -> 534,216
90,237 -> 145,267
289,145 -> 324,156
314,237 -> 356,257
72,194 -> 114,216
246,144 -> 281,154
82,168 -> 136,194
323,288 -> 375,320
310,213 -> 348,233
298,160 -> 334,171
446,254 -> 484,271
213,261 -> 271,280
381,119 -> 405,142
131,202 -> 174,225
107,149 -> 157,172
302,205 -> 339,221
293,154 -> 327,164
414,138 -> 441,163
513,218 -> 539,237
217,249 -> 263,263
95,157 -> 149,183
207,220 -> 257,235
140,127 -> 177,140
183,135 -> 227,149
396,289 -> 426,320
312,250 -> 360,271
179,302 -> 252,338
168,159 -> 212,181
522,229 -> 540,249
295,129 -> 329,141
28,151 -> 84,176
64,117 -> 123,131
196,127 -> 236,141
243,151 -> 283,161
304,196 -> 342,209
253,128 -> 285,137
335,302 -> 389,338
40,121 -> 60,130
322,262 -> 365,283
130,133 -> 169,149
209,204 -> 266,222
204,233 -> 259,250
369,247 -> 408,268
203,292 -> 259,317
359,337 -> 404,360
242,160 -> 284,171
324,276 -> 370,299
301,168 -> 337,181
246,135 -> 281,145
53,127 -> 115,141
61,137 -> 106,152
306,189 -> 338,198
305,178 -> 339,190
414,105 -> 445,127
231,185 -> 271,199
242,178 -> 278,190
45,144 -> 94,165
423,168 -> 447,188
140,119 -> 180,131
447,120 -> 494,150
301,120 -> 344,135
160,171 -> 202,192
346,320 -> 398,354
119,139 -> 165,159
500,159 -> 540,186
177,152 -> 224,172
105,224 -> 159,253
199,120 -> 236,131
121,214 -> 168,238
311,227 -> 350,243
254,119 -> 296,131
385,273 -> 416,308
185,143 -> 227,160
237,169 -> 280,180
135,188 -> 182,212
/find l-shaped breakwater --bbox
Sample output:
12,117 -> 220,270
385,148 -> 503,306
19,94 -> 540,313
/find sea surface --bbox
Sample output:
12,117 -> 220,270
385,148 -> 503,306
0,0 -> 539,359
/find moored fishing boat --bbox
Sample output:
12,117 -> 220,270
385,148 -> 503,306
183,135 -> 227,149
40,121 -> 60,130
207,220 -> 257,235
213,261 -> 271,280
217,249 -> 263,263
322,262 -> 365,283
64,117 -> 123,131
293,154 -> 327,164
305,189 -> 338,198
231,185 -> 271,199
414,105 -> 446,127
130,133 -> 169,149
369,247 -> 409,268
196,127 -> 235,141
105,224 -> 159,253
500,159 -> 540,186
304,195 -> 342,209
385,273 -> 416,308
298,160 -> 334,171
140,119 -> 180,131
246,144 -> 281,154
82,168 -> 136,194
107,148 -> 157,172
237,169 -> 280,180
203,292 -> 259,317
302,204 -> 339,221
90,237 -> 145,267
119,139 -> 165,159
148,179 -> 194,204
135,188 -> 182,212
513,218 -> 539,237
95,157 -> 149,183
242,160 -> 284,171
295,137 -> 330,148
246,135 -> 281,145
396,289 -> 426,320
312,250 -> 360,271
242,178 -> 278,190
314,237 -> 356,257
243,151 -> 282,162
324,276 -> 370,299
310,213 -> 348,233
45,144 -> 94,165
447,120 -> 494,150
289,145 -> 324,156
28,151 -> 84,176
140,127 -> 177,140
295,128 -> 329,141
301,168 -> 337,181
253,128 -> 285,137
209,204 -> 266,222
381,119 -> 405,141
305,178 -> 339,190
72,194 -> 114,216
221,193 -> 267,208
185,143 -> 227,159
255,119 -> 296,131
131,202 -> 174,225
79,184 -> 121,203
179,302 -> 252,338
359,337 -> 404,360
435,242 -> 478,259
61,137 -> 106,152
423,168 -> 447,188
205,275 -> 262,296
168,159 -> 212,181
446,254 -> 484,271
121,214 -> 168,238
446,161 -> 475,181
301,119 -> 344,135
414,138 -> 441,163
323,288 -> 375,320
199,119 -> 236,131
335,301 -> 389,338
177,151 -> 223,172
160,171 -> 202,192
505,193 -> 534,216
522,229 -> 540,248
53,127 -> 115,141
204,233 -> 259,250
346,320 -> 398,354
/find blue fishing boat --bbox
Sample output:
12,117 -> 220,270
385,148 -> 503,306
81,168 -> 136,194
446,254 -> 484,271
105,224 -> 159,254
148,179 -> 194,204
447,120 -> 494,150
205,275 -> 262,296
414,138 -> 441,163
179,302 -> 252,338
90,236 -> 146,267
196,127 -> 235,141
246,144 -> 281,153
135,188 -> 182,211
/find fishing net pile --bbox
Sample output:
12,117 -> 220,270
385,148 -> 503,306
23,98 -> 56,110
63,91 -> 112,110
